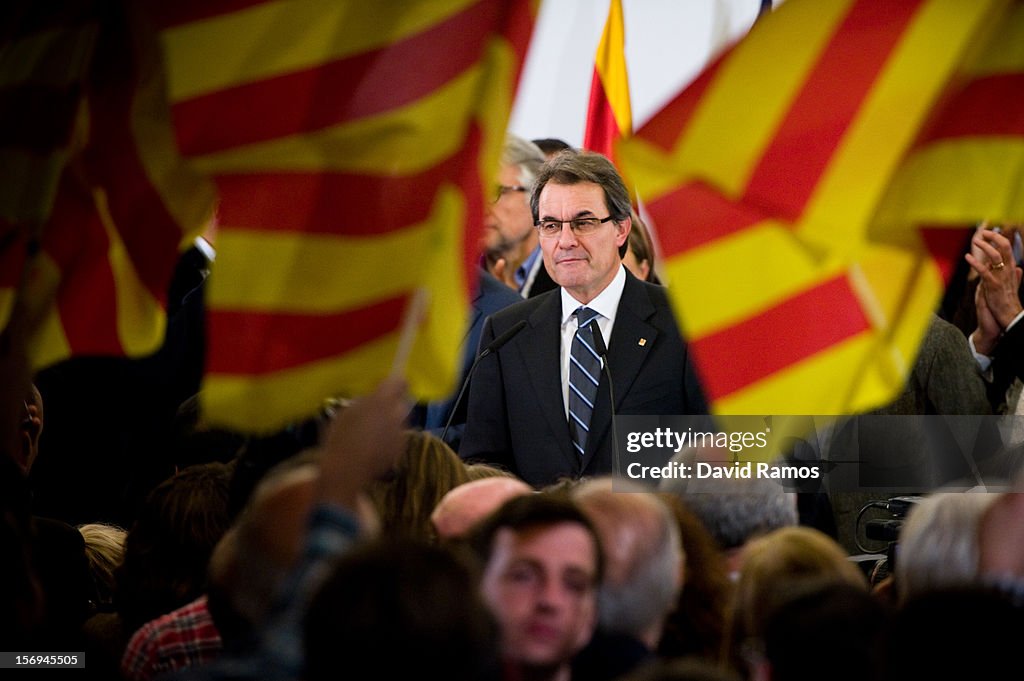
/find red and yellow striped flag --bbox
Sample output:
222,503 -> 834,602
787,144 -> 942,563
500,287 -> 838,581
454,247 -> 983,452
0,2 -> 214,368
155,0 -> 535,432
617,0 -> 1024,415
583,0 -> 632,158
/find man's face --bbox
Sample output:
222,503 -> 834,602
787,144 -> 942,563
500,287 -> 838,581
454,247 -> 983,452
482,163 -> 535,254
538,181 -> 629,304
481,523 -> 599,671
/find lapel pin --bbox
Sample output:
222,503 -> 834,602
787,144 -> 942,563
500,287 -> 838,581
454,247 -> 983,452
638,338 -> 647,347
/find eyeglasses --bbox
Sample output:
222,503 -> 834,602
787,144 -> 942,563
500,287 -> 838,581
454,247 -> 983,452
493,184 -> 528,203
535,215 -> 616,238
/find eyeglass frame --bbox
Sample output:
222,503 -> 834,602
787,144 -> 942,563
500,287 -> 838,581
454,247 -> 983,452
493,184 -> 528,203
534,215 -> 618,238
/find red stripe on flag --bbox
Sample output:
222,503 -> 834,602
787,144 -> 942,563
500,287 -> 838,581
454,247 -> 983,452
501,0 -> 535,81
214,149 -> 466,235
151,0 -> 273,30
916,73 -> 1024,144
647,181 -> 766,258
172,0 -> 500,156
206,294 -> 410,375
86,69 -> 188,304
919,225 -> 973,285
742,0 -> 924,223
44,174 -> 123,355
583,68 -> 618,157
634,53 -> 724,152
689,275 -> 870,401
458,123 -> 484,292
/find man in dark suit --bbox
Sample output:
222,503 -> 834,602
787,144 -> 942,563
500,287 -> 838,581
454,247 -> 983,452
460,151 -> 706,487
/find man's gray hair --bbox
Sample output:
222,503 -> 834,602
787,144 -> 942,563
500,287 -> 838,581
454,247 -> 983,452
503,135 -> 545,188
573,478 -> 683,638
529,149 -> 632,225
660,457 -> 799,550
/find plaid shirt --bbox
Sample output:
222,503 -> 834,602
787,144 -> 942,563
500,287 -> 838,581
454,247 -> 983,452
121,595 -> 222,681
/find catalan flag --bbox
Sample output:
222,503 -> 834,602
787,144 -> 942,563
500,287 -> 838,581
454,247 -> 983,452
154,1 -> 535,432
617,0 -> 1024,415
0,2 -> 214,369
583,0 -> 632,158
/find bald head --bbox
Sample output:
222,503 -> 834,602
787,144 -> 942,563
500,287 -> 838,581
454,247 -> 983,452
431,477 -> 532,540
573,477 -> 683,645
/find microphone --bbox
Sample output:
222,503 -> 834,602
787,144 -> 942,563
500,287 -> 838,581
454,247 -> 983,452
441,320 -> 528,444
587,321 -> 621,479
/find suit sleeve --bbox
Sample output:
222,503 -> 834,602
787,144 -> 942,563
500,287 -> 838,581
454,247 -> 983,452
458,316 -> 516,475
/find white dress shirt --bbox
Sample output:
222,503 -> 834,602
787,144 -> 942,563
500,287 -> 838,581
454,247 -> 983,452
559,265 -> 627,419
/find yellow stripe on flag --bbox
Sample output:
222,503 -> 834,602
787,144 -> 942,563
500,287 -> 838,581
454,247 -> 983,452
661,0 -> 853,199
164,0 -> 478,101
202,186 -> 466,432
203,331 -> 404,431
875,139 -> 1024,228
209,182 -> 467,311
189,65 -> 482,175
798,0 -> 1000,253
961,1 -> 1024,77
23,252 -> 71,370
92,188 -> 168,355
663,221 -> 846,338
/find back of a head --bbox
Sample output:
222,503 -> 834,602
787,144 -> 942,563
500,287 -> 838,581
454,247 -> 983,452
78,523 -> 127,612
894,491 -> 996,602
573,478 -> 683,638
431,476 -> 532,541
368,430 -> 469,542
464,462 -> 516,482
887,586 -> 1024,679
504,134 -> 546,187
760,580 -> 890,681
116,462 -> 233,632
304,539 -> 498,681
531,137 -> 572,159
655,493 -> 733,660
734,526 -> 865,644
661,465 -> 798,552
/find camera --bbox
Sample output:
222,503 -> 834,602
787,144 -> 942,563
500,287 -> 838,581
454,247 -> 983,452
863,495 -> 921,541
856,495 -> 922,583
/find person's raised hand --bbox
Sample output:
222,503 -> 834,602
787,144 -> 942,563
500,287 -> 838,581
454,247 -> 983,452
316,376 -> 409,510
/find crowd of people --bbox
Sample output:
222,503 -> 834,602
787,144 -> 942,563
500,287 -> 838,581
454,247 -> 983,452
4,138 -> 1024,680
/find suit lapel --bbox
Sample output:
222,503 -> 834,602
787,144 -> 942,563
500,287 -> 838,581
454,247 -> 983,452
518,293 -> 578,471
582,275 -> 658,469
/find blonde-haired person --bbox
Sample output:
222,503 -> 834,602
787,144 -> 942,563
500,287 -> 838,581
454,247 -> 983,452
464,462 -> 517,481
727,526 -> 866,675
367,430 -> 470,543
78,523 -> 127,612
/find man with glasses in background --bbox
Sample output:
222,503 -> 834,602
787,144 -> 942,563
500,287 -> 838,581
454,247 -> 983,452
461,150 -> 707,487
483,135 -> 559,298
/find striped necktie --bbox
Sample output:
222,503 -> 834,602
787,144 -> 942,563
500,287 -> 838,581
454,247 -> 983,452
569,306 -> 601,457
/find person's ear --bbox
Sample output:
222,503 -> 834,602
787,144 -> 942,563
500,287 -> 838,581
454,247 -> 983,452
616,215 -> 632,247
21,404 -> 42,439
